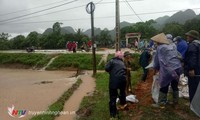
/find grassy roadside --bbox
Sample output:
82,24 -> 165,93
76,70 -> 141,120
30,79 -> 82,120
0,53 -> 105,70
0,53 -> 52,68
77,69 -> 199,120
46,54 -> 104,70
0,53 -> 140,71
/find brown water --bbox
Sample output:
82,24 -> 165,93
55,71 -> 96,120
0,68 -> 77,120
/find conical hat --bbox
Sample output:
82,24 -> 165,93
151,33 -> 170,44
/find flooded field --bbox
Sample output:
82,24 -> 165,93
0,68 -> 77,120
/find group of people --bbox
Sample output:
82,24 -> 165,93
105,30 -> 200,119
66,41 -> 77,53
151,30 -> 200,109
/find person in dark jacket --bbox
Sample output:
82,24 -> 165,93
174,36 -> 188,60
105,51 -> 127,119
184,30 -> 200,103
139,48 -> 151,81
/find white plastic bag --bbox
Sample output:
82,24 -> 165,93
151,74 -> 160,103
126,95 -> 139,103
116,95 -> 139,103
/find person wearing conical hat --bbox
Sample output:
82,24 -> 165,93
184,30 -> 200,103
151,33 -> 182,108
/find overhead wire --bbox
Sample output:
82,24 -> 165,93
0,0 -> 140,24
0,0 -> 104,25
3,7 -> 200,26
0,0 -> 78,23
124,0 -> 143,22
0,0 -> 72,17
0,0 -> 200,26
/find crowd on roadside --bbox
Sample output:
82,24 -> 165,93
105,30 -> 200,119
66,40 -> 92,53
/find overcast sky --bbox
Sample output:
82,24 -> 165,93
0,0 -> 200,37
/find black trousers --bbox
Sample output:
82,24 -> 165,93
188,76 -> 200,102
160,79 -> 179,94
142,67 -> 148,81
109,85 -> 126,117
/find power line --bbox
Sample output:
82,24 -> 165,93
98,0 -> 143,4
0,1 -> 103,25
0,0 -> 78,23
0,4 -> 86,25
0,0 -> 72,17
1,7 -> 200,26
124,0 -> 143,22
3,8 -> 200,24
0,0 -> 139,17
96,0 -> 104,5
0,0 -> 104,25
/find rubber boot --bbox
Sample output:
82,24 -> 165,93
173,91 -> 179,109
152,91 -> 167,108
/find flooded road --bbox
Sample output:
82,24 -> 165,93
0,68 -> 77,120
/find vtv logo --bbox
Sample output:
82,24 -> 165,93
8,105 -> 26,118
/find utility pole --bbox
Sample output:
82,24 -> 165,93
86,2 -> 96,76
115,0 -> 120,51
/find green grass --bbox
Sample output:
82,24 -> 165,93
0,53 -> 140,71
46,54 -> 105,70
30,79 -> 82,120
77,71 -> 140,120
77,69 -> 200,120
0,53 -> 52,68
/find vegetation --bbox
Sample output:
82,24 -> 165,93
30,79 -> 82,120
46,53 -> 105,70
77,70 -> 199,120
1,9 -> 200,50
77,71 -> 141,120
0,53 -> 52,68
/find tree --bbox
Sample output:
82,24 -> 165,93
10,35 -> 26,49
121,20 -> 157,40
53,22 -> 63,35
97,30 -> 112,47
162,22 -> 185,37
0,32 -> 10,50
184,18 -> 200,33
25,31 -> 39,48
0,32 -> 10,41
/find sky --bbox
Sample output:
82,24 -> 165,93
0,0 -> 200,38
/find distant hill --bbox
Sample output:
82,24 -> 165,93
42,9 -> 198,39
62,26 -> 75,34
43,26 -> 75,35
43,28 -> 53,35
83,27 -> 101,37
155,15 -> 170,25
120,21 -> 133,28
153,9 -> 197,30
166,9 -> 196,24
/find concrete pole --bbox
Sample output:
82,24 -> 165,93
115,0 -> 120,51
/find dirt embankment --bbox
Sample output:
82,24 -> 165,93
128,70 -> 154,111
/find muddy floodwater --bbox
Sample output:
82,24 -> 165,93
0,68 -> 77,120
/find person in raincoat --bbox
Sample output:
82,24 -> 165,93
152,33 -> 182,108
